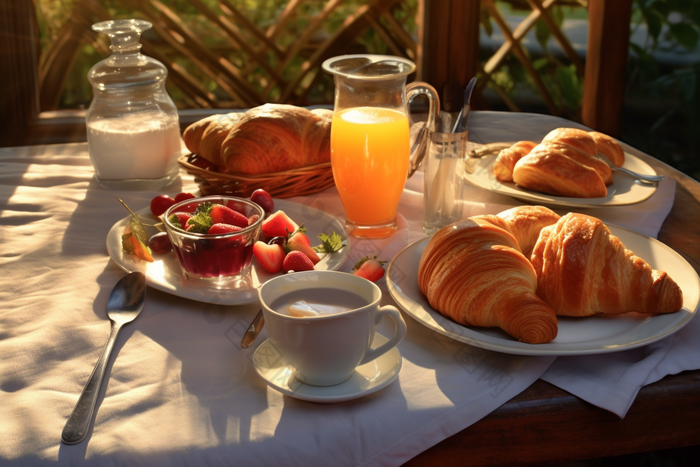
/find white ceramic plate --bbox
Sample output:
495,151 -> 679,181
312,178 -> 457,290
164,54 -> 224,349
253,334 -> 401,403
463,149 -> 658,208
106,199 -> 350,305
386,226 -> 699,356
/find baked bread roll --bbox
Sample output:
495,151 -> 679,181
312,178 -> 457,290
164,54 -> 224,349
492,141 -> 536,182
183,104 -> 332,174
531,213 -> 683,317
528,142 -> 613,185
418,213 -> 559,344
497,205 -> 561,257
183,113 -> 243,166
512,149 -> 608,198
589,131 -> 625,167
542,128 -> 597,157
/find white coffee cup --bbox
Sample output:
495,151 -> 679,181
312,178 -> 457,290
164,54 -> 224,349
258,270 -> 407,387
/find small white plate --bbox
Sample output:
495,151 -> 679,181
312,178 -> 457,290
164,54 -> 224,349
386,226 -> 699,356
106,199 -> 350,305
463,149 -> 658,208
253,334 -> 402,403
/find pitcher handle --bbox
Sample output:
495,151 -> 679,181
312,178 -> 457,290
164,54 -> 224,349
406,81 -> 440,178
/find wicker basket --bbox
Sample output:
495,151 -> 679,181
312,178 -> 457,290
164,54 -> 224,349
178,153 -> 335,198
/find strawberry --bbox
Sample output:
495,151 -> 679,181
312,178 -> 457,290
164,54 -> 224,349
210,204 -> 249,228
352,256 -> 387,282
168,212 -> 193,230
209,223 -> 244,248
208,223 -> 242,235
282,250 -> 315,273
262,210 -> 298,238
287,232 -> 320,264
253,241 -> 285,273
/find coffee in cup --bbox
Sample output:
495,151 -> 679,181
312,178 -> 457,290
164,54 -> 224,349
259,271 -> 407,386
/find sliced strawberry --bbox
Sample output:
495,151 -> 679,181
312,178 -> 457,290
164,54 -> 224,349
262,210 -> 299,238
168,212 -> 193,230
253,241 -> 285,273
289,231 -> 310,246
210,204 -> 249,228
282,250 -> 315,273
287,232 -> 320,264
208,223 -> 243,235
352,256 -> 387,282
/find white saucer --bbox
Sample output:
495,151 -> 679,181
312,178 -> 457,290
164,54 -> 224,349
253,334 -> 402,403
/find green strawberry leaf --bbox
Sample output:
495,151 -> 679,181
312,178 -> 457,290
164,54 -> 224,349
314,232 -> 345,253
186,211 -> 213,233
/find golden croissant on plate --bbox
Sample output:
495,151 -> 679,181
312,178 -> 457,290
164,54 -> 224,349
183,104 -> 332,174
530,213 -> 683,317
418,207 -> 561,344
492,128 -> 626,198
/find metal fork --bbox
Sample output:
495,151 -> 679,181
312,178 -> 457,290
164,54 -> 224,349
598,153 -> 665,185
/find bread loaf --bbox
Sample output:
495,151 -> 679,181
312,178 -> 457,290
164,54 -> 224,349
183,104 -> 332,174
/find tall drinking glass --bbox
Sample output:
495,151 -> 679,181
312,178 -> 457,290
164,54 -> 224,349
323,55 -> 439,238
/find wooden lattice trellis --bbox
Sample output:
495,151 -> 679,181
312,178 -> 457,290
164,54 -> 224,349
38,0 -> 420,110
1,0 -> 630,147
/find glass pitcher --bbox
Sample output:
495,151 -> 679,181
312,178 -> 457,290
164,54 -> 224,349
322,55 -> 439,238
86,19 -> 181,190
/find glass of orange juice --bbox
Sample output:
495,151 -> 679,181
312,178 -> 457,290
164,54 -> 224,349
323,55 -> 439,238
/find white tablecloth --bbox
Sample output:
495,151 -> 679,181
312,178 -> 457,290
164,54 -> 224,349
1,111 -> 697,466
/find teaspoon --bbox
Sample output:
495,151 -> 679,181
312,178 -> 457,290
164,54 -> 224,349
61,272 -> 146,445
240,309 -> 265,349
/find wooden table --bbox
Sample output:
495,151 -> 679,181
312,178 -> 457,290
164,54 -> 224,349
405,156 -> 700,466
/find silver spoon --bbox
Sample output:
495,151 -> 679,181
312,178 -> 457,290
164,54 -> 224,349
598,153 -> 665,184
240,309 -> 264,349
61,271 -> 146,445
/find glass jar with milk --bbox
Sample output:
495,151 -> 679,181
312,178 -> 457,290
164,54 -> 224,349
87,19 -> 181,190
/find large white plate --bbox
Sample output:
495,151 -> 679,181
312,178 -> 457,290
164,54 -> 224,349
386,226 -> 699,356
463,149 -> 658,208
106,199 -> 350,305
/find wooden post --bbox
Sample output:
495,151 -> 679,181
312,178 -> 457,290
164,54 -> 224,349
582,0 -> 633,137
418,0 -> 481,112
0,0 -> 41,147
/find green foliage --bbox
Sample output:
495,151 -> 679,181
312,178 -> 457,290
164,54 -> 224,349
625,0 -> 700,178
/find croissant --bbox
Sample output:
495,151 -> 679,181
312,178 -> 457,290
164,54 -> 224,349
183,113 -> 243,166
512,149 -> 608,198
492,141 -> 536,182
183,104 -> 332,174
418,213 -> 559,344
542,128 -> 598,157
530,213 -> 683,317
528,142 -> 613,185
497,205 -> 561,257
589,131 -> 625,167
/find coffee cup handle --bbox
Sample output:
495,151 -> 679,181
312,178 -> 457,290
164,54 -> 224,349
359,305 -> 407,365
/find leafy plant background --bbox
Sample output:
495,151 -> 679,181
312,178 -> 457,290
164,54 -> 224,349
35,0 -> 699,180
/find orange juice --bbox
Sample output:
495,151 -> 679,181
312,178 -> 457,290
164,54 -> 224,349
331,107 -> 410,234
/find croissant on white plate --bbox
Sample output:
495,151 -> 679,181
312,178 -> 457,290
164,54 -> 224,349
492,128 -> 626,198
418,207 -> 560,344
530,213 -> 684,317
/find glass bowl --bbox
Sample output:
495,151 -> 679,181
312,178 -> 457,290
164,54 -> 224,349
163,195 -> 264,287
